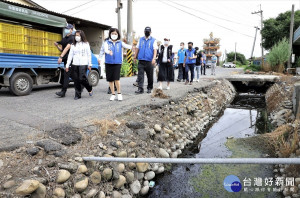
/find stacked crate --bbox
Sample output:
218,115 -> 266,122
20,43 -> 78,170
0,23 -> 25,54
0,21 -> 62,56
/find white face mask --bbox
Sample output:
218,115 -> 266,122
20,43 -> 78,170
75,36 -> 81,42
111,34 -> 118,40
164,41 -> 169,45
180,45 -> 184,49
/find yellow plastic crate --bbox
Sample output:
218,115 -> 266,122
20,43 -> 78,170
0,48 -> 25,54
0,40 -> 23,50
44,32 -> 62,41
0,32 -> 24,43
25,29 -> 45,39
0,22 -> 24,35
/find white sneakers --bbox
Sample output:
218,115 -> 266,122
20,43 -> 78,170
110,94 -> 123,101
110,94 -> 116,101
158,86 -> 170,90
117,94 -> 123,101
196,79 -> 199,82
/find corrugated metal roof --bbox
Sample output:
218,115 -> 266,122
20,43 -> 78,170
0,0 -> 111,29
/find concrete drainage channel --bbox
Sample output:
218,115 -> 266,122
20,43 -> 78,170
1,78 -> 300,198
147,85 -> 279,198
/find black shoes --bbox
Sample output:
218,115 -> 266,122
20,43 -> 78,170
147,89 -> 152,94
74,96 -> 81,100
55,91 -> 66,97
135,88 -> 144,94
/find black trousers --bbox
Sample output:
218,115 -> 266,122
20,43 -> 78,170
137,60 -> 154,90
201,64 -> 206,75
158,62 -> 174,82
71,65 -> 92,97
62,61 -> 71,92
177,63 -> 186,80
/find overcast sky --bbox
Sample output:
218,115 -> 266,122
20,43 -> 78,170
35,0 -> 300,59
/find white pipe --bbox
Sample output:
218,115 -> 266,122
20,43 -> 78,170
82,157 -> 300,164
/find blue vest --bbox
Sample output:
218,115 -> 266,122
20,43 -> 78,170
186,48 -> 196,64
137,36 -> 155,61
177,49 -> 186,64
105,40 -> 123,64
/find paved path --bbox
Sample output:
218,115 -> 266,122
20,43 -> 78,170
0,67 -> 243,151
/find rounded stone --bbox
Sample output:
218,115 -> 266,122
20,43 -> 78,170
56,170 -> 71,184
112,191 -> 122,198
74,177 -> 89,192
3,180 -> 16,189
154,124 -> 162,132
90,171 -> 101,184
125,172 -> 135,184
86,188 -> 98,198
102,168 -> 113,180
115,175 -> 126,188
31,183 -> 46,198
136,163 -> 149,173
118,163 -> 125,173
16,180 -> 40,195
77,165 -> 88,174
53,188 -> 65,198
130,180 -> 141,194
140,185 -> 150,195
144,171 -> 155,180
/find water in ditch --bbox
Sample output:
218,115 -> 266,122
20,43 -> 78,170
147,92 -> 280,198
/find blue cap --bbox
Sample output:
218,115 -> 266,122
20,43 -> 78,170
65,23 -> 74,29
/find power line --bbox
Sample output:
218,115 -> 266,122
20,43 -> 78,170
159,1 -> 254,38
62,0 -> 96,14
69,1 -> 101,15
169,1 -> 253,28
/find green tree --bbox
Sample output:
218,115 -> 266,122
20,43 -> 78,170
267,38 -> 290,72
226,52 -> 247,65
262,10 -> 300,50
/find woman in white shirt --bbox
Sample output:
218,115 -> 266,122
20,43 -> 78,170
66,30 -> 93,100
102,28 -> 132,101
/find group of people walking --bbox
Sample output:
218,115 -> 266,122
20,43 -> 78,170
54,24 -> 218,101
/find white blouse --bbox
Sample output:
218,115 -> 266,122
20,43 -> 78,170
66,42 -> 92,68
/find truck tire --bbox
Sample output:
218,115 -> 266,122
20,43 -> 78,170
88,70 -> 99,87
9,72 -> 33,96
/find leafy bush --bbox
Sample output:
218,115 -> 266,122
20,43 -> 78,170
121,62 -> 130,77
267,38 -> 290,73
244,64 -> 261,71
226,52 -> 247,65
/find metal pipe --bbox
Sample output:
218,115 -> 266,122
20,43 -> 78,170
82,157 -> 300,164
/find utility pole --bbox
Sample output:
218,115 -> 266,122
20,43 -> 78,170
288,4 -> 295,68
127,0 -> 133,45
250,26 -> 260,64
252,4 -> 264,67
116,0 -> 122,38
234,42 -> 237,64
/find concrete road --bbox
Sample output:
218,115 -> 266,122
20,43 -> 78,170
0,66 -> 243,151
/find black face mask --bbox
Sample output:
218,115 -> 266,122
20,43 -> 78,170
145,31 -> 150,37
188,46 -> 192,49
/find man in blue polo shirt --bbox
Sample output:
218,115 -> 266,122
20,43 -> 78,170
177,42 -> 186,82
134,27 -> 158,94
184,42 -> 197,85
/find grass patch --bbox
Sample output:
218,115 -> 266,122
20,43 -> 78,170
190,137 -> 278,198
